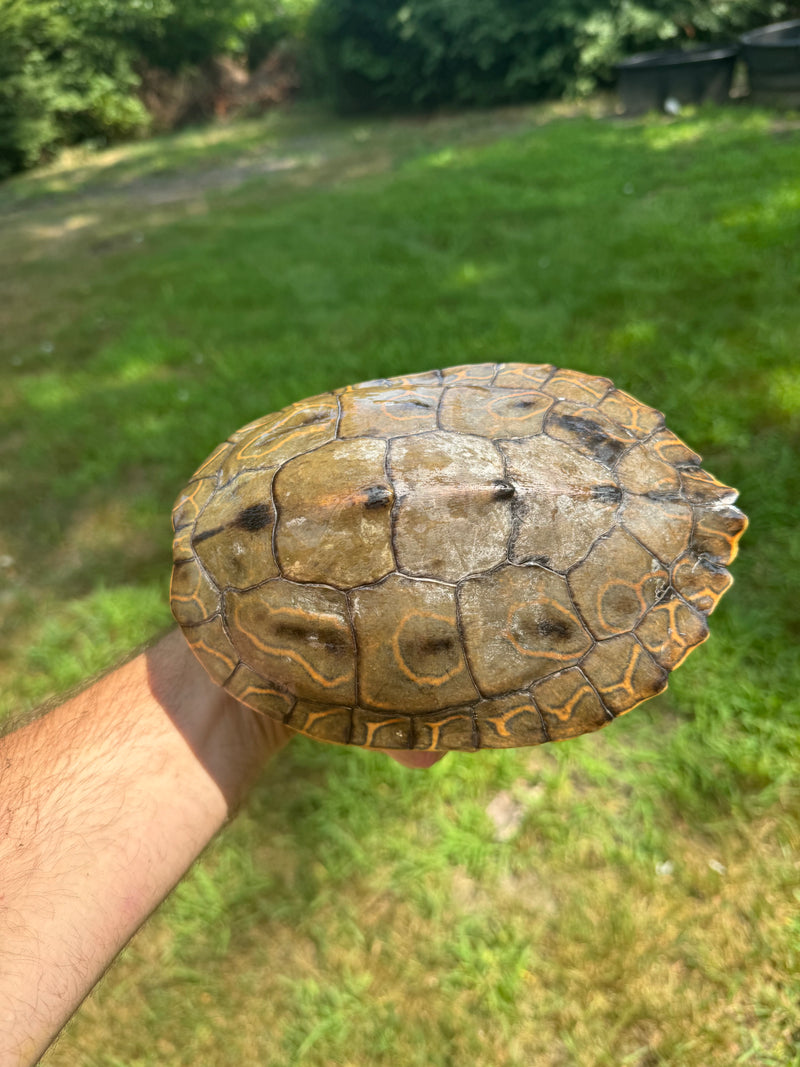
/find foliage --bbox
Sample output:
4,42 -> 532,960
0,0 -> 164,178
310,0 -> 797,110
0,0 -> 311,177
120,0 -> 313,73
1,0 -> 797,174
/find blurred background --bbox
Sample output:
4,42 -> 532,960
1,2 -> 799,1064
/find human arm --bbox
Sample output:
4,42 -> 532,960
0,628 -> 292,1067
0,624 -> 443,1066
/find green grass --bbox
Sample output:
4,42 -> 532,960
1,100 -> 799,1066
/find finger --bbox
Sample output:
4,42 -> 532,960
384,750 -> 447,770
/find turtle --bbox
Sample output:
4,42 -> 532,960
170,362 -> 747,752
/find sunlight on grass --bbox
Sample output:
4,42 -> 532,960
721,179 -> 800,228
769,365 -> 800,420
641,108 -> 775,151
449,260 -> 500,288
2,585 -> 167,716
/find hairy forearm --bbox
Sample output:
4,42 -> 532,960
0,629 -> 290,1066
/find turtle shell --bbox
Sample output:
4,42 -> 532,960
170,363 -> 747,751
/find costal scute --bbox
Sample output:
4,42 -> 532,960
170,363 -> 747,751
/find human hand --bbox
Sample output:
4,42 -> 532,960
384,749 -> 447,769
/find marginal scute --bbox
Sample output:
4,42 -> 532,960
350,709 -> 413,749
172,524 -> 195,564
636,596 -> 709,670
671,552 -> 733,614
494,363 -> 555,388
475,693 -> 548,749
274,438 -> 394,587
540,368 -> 613,405
581,634 -> 668,715
192,441 -> 230,479
287,701 -> 353,744
531,668 -> 612,740
169,558 -> 220,625
598,388 -> 665,438
181,615 -> 239,685
172,476 -> 217,531
171,362 -> 746,751
692,505 -> 748,565
458,564 -> 592,694
414,710 -> 478,751
440,363 -> 497,384
226,663 -> 294,722
680,467 -> 740,506
220,397 -> 339,479
649,428 -> 702,469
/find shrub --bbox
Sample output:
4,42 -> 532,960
0,0 -> 155,178
0,0 -> 312,179
310,0 -> 797,111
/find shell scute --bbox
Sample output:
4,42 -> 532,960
581,634 -> 668,715
339,384 -> 440,438
440,385 -> 551,438
501,434 -> 620,571
458,564 -> 593,694
170,558 -> 220,625
226,580 -> 356,705
568,528 -> 669,638
598,388 -> 665,438
351,574 -> 478,713
615,442 -> 682,498
531,668 -> 612,740
191,469 -> 279,589
545,402 -> 633,468
475,694 -> 548,749
171,363 -> 746,751
274,438 -> 394,588
620,494 -> 694,564
390,431 -> 511,581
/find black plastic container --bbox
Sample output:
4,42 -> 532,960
740,19 -> 800,106
616,45 -> 739,114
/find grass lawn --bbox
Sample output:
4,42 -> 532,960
1,99 -> 798,1066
